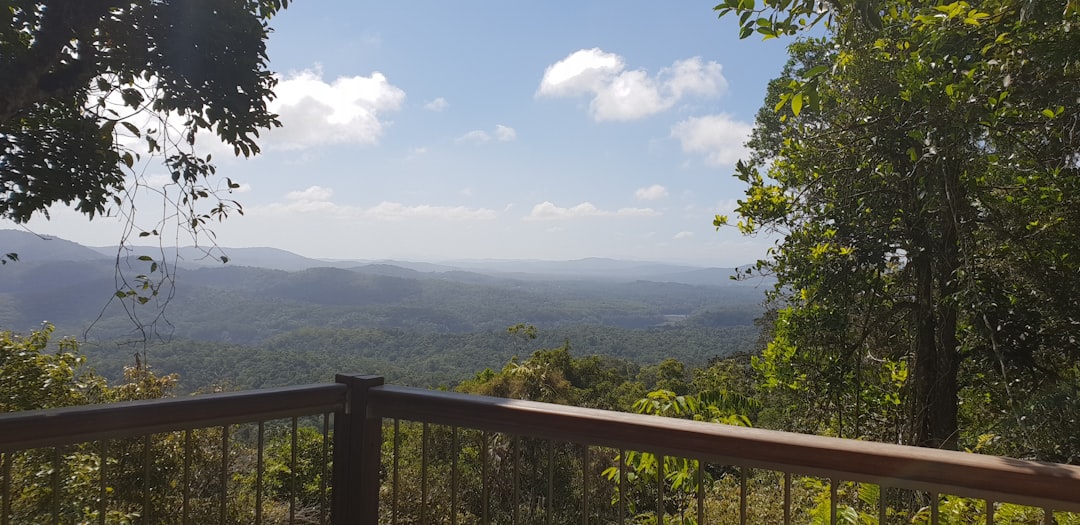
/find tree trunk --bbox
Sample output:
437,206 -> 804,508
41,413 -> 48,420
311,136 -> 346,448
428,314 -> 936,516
909,168 -> 963,450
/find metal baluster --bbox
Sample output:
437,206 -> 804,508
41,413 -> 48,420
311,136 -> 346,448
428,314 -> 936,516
985,500 -> 994,525
930,492 -> 939,525
581,445 -> 588,525
256,422 -> 264,525
221,425 -> 230,525
290,417 -> 298,525
657,453 -> 664,525
618,450 -> 626,525
392,419 -> 400,525
183,430 -> 192,525
879,486 -> 887,525
830,479 -> 838,525
784,472 -> 792,525
481,431 -> 489,525
513,437 -> 520,525
546,441 -> 553,525
99,440 -> 108,525
320,414 -> 329,525
143,435 -> 152,523
696,459 -> 704,525
1,452 -> 10,525
52,447 -> 60,525
1044,508 -> 1054,525
740,467 -> 748,525
421,423 -> 429,525
451,427 -> 459,525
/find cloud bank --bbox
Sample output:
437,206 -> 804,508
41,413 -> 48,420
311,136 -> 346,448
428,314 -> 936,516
537,49 -> 727,121
267,68 -> 406,149
257,186 -> 497,221
525,201 -> 659,221
670,114 -> 752,167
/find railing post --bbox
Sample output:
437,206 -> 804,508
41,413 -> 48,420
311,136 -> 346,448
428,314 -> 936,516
333,374 -> 384,525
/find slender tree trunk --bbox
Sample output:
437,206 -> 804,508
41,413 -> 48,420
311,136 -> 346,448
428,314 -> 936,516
910,168 -> 963,450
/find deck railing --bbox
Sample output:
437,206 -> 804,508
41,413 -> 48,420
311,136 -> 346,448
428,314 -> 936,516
4,374 -> 1080,524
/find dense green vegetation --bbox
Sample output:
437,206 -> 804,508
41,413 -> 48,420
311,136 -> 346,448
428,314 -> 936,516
4,0 -> 1080,521
716,0 -> 1080,456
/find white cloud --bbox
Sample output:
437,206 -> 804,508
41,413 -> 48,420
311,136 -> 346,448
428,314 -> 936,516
255,186 -> 496,221
524,201 -> 660,221
670,114 -> 753,167
286,185 -> 334,202
674,231 -> 694,240
362,202 -> 497,221
424,97 -> 449,111
456,130 -> 491,143
494,124 -> 517,142
267,67 -> 406,149
635,184 -> 668,201
537,49 -> 727,121
457,125 -> 517,144
537,48 -> 625,97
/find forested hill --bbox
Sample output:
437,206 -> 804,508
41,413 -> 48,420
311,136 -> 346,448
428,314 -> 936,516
0,230 -> 766,389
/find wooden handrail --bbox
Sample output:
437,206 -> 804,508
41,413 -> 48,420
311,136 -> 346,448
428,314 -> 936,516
368,384 -> 1080,513
0,383 -> 347,451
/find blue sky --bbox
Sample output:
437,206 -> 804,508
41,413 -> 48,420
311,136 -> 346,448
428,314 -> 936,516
22,2 -> 792,266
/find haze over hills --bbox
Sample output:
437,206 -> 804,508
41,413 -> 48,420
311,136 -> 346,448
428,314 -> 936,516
0,229 -> 768,388
1,229 -> 763,285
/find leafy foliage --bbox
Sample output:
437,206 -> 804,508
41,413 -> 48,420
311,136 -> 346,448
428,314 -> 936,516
720,0 -> 1080,452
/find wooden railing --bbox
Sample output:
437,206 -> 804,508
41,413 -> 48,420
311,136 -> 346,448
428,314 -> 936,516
4,374 -> 1080,524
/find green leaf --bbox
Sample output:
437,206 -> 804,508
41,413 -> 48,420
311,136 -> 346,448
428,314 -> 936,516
791,92 -> 804,116
121,121 -> 141,137
137,255 -> 153,262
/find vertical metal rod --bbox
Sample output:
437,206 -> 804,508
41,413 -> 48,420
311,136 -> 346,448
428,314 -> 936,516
221,425 -> 230,525
320,414 -> 329,525
52,447 -> 60,525
696,459 -> 704,525
783,472 -> 792,525
985,500 -> 994,525
99,440 -> 108,525
546,441 -> 553,525
513,437 -> 520,525
618,450 -> 626,525
581,445 -> 588,525
879,486 -> 887,525
1044,509 -> 1054,525
930,492 -> 939,525
656,453 -> 664,525
829,479 -> 838,525
740,467 -> 748,525
392,419 -> 400,525
290,417 -> 298,525
256,421 -> 264,525
183,430 -> 192,525
451,427 -> 459,525
1,452 -> 10,525
481,432 -> 489,525
143,435 -> 152,524
421,423 -> 429,525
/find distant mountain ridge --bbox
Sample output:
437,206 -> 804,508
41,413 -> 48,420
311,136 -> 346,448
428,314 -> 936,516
0,229 -> 767,383
0,229 -> 755,285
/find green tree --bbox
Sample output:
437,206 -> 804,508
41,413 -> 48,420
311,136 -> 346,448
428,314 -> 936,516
0,323 -> 104,411
1,0 -> 290,314
719,0 -> 1080,450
